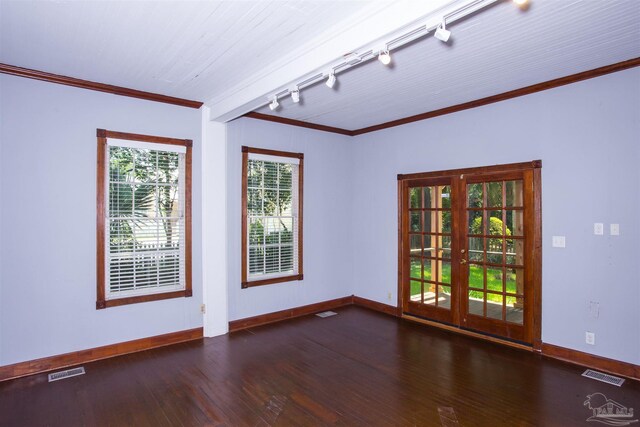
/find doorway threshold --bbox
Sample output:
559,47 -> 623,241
402,313 -> 534,352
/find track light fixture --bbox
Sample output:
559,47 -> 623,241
378,49 -> 391,65
269,96 -> 279,111
291,88 -> 300,103
434,19 -> 451,42
326,72 -> 336,89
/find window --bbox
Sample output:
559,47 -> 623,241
242,146 -> 303,288
96,129 -> 192,309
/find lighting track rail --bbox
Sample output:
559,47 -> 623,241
263,0 -> 526,110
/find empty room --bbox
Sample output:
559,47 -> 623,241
0,0 -> 639,425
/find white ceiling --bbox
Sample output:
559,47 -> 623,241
1,0 -> 639,131
0,0 -> 376,101
255,0 -> 640,130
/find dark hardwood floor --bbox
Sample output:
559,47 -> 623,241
1,306 -> 638,426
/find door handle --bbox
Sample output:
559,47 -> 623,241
460,259 -> 467,264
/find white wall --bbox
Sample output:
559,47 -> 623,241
226,118 -> 353,321
2,67 -> 638,368
351,68 -> 640,365
0,75 -> 204,365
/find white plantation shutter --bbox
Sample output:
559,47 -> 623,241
105,139 -> 186,299
246,153 -> 300,281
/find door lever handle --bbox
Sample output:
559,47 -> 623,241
460,259 -> 467,264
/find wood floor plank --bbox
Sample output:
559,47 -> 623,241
1,306 -> 638,426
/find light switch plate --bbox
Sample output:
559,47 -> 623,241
610,224 -> 620,236
552,236 -> 565,248
594,223 -> 604,235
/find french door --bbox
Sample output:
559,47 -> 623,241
399,161 -> 541,346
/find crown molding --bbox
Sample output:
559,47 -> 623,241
0,63 -> 203,109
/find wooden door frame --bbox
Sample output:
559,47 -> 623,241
397,160 -> 542,351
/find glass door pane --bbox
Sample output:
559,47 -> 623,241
459,172 -> 533,344
404,180 -> 455,324
464,179 -> 524,324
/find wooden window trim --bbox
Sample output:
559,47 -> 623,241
96,129 -> 192,309
241,146 -> 304,288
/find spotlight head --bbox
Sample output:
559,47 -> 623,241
434,20 -> 451,42
291,89 -> 300,103
269,97 -> 279,111
326,72 -> 336,89
513,0 -> 528,5
378,49 -> 391,65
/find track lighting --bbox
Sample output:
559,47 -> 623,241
326,72 -> 336,89
261,0 -> 523,113
378,49 -> 391,65
434,20 -> 451,42
269,96 -> 279,111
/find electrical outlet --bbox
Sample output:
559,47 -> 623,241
387,292 -> 392,301
552,236 -> 566,248
594,223 -> 604,235
610,223 -> 620,235
200,304 -> 206,314
585,331 -> 595,345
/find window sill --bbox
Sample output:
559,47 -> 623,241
96,289 -> 192,309
242,274 -> 303,289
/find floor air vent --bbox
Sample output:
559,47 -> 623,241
315,311 -> 338,318
582,369 -> 625,387
48,367 -> 85,382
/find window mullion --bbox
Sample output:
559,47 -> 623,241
156,153 -> 160,290
106,147 -> 112,295
262,162 -> 266,275
277,163 -> 281,272
132,150 -> 137,291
